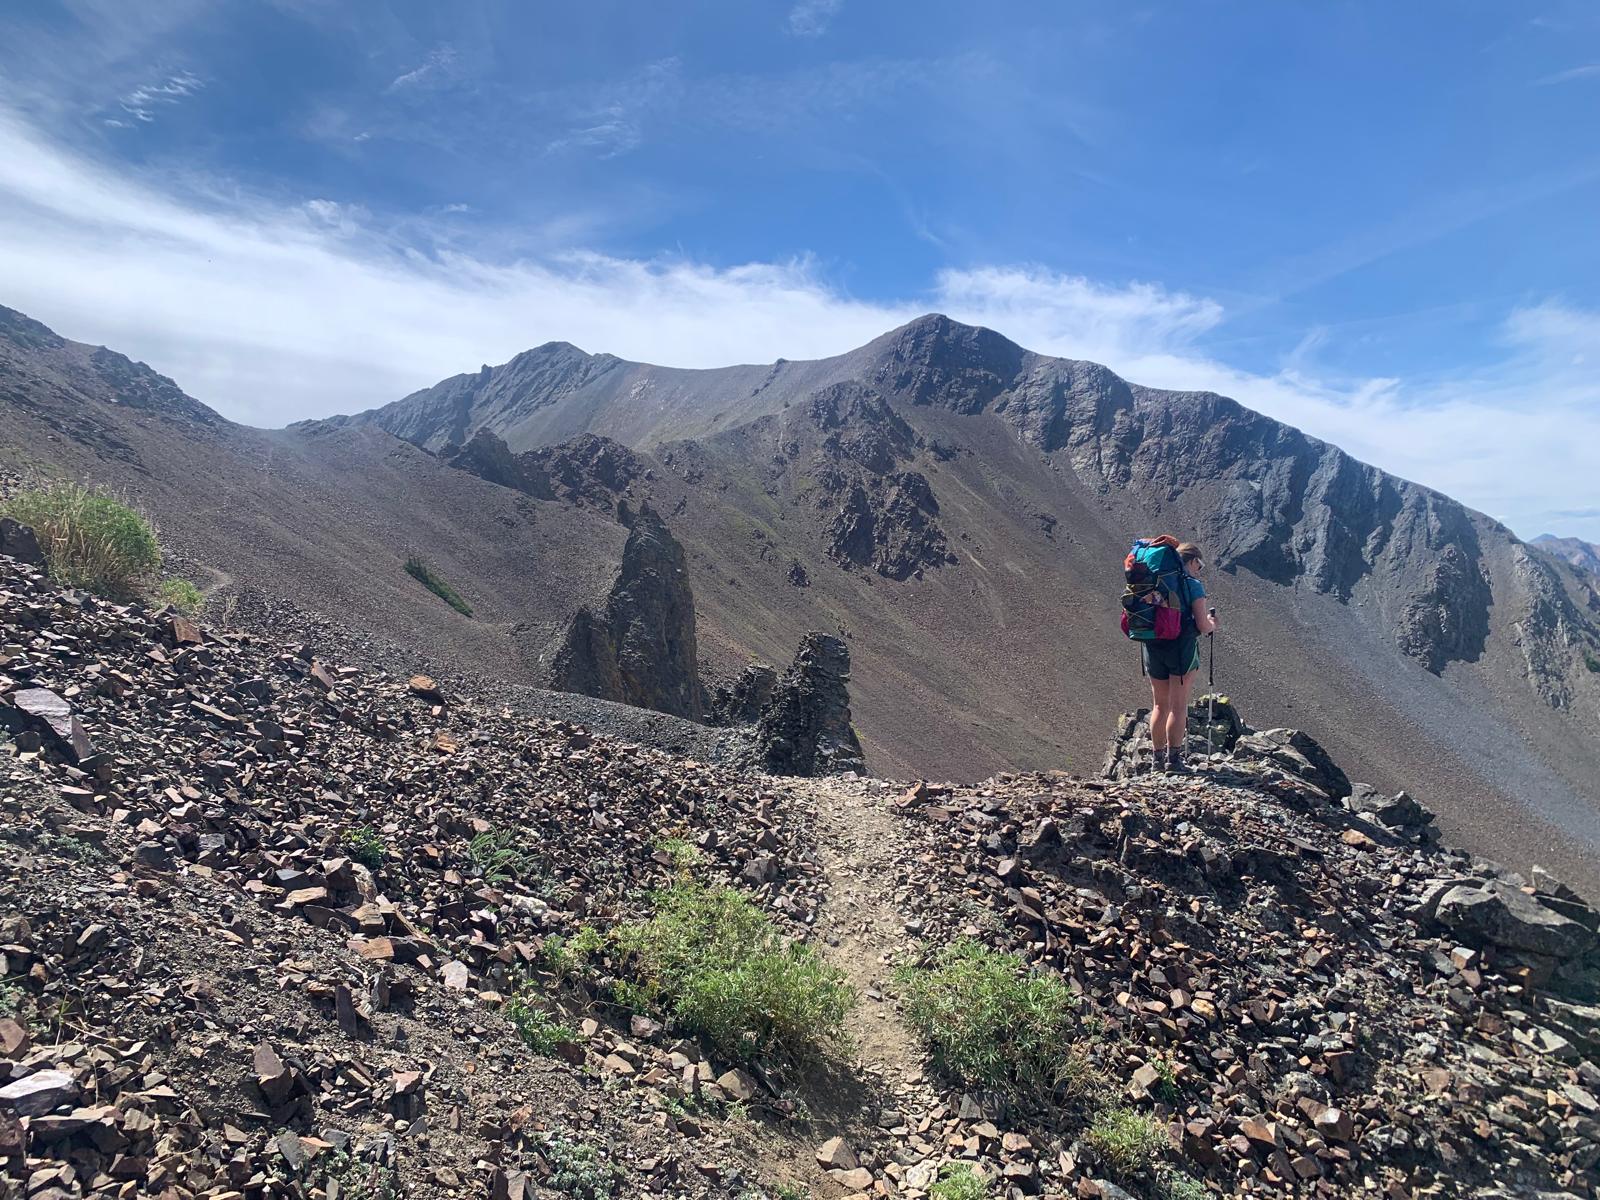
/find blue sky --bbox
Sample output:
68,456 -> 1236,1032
1,1 -> 1599,540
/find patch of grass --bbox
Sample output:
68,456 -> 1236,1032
1086,1106 -> 1169,1178
343,825 -> 386,870
770,1185 -> 809,1200
467,827 -> 541,885
929,1162 -> 990,1200
156,577 -> 203,614
404,555 -> 473,616
2,483 -> 159,596
506,988 -> 578,1055
611,880 -> 854,1062
894,939 -> 1078,1095
538,1135 -> 619,1199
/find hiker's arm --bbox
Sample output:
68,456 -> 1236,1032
1192,597 -> 1218,634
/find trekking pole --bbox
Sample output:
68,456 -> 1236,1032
1206,609 -> 1217,758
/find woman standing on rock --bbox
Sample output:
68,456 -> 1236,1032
1145,541 -> 1218,773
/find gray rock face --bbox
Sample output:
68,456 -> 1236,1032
1435,883 -> 1596,959
439,429 -> 555,499
0,517 -> 43,567
549,506 -> 706,719
5,686 -> 95,762
709,662 -> 778,726
755,634 -> 865,776
1232,728 -> 1352,800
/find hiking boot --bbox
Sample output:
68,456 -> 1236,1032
1150,749 -> 1170,774
1166,748 -> 1191,774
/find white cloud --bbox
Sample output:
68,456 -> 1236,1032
787,0 -> 843,37
111,70 -> 203,125
1535,62 -> 1600,86
386,46 -> 459,94
0,106 -> 1597,541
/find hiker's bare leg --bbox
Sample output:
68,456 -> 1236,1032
1167,670 -> 1196,751
1148,676 -> 1172,754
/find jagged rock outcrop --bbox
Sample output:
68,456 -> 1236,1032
1535,533 -> 1600,584
439,429 -> 555,499
708,662 -> 778,726
438,429 -> 642,514
548,506 -> 705,718
755,634 -> 865,776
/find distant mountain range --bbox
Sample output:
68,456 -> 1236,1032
4,303 -> 1600,894
1535,533 -> 1600,584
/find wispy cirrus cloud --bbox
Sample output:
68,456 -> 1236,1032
787,0 -> 843,38
1534,62 -> 1600,85
0,105 -> 1597,541
104,70 -> 203,127
386,45 -> 460,94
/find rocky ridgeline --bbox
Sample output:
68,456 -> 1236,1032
881,720 -> 1599,1197
0,552 -> 831,1198
2,548 -> 1599,1200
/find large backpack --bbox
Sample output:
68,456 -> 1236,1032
1120,536 -> 1190,641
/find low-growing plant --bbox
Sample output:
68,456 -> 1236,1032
404,555 -> 473,616
1586,652 -> 1600,673
156,577 -> 203,614
770,1185 -> 809,1200
506,989 -> 578,1055
894,939 -> 1078,1094
2,483 -> 159,596
656,835 -> 702,873
343,825 -> 386,869
930,1162 -> 990,1200
321,1151 -> 399,1200
47,834 -> 104,863
467,827 -> 541,884
611,880 -> 854,1062
1157,1168 -> 1211,1200
544,925 -> 606,982
1086,1106 -> 1169,1178
538,1134 -> 619,1199
0,982 -> 21,1016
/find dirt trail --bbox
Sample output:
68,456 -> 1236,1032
804,777 -> 928,1087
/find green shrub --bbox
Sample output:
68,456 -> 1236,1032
538,1135 -> 619,1199
612,880 -> 854,1062
0,982 -> 20,1016
3,483 -> 159,596
656,836 -> 702,873
544,926 -> 606,981
1086,1106 -> 1169,1177
157,577 -> 203,614
506,989 -> 578,1054
1585,652 -> 1600,674
1157,1169 -> 1211,1200
894,939 -> 1078,1094
930,1162 -> 990,1200
343,825 -> 386,869
404,555 -> 473,616
467,827 -> 541,884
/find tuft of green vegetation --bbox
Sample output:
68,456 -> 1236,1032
343,825 -> 386,870
467,827 -> 541,884
1157,1169 -> 1212,1200
656,835 -> 702,873
1086,1106 -> 1169,1178
2,483 -> 159,597
929,1162 -> 990,1200
611,880 -> 854,1062
404,555 -> 473,616
156,577 -> 204,614
769,1184 -> 809,1200
320,1151 -> 399,1200
1586,652 -> 1600,673
544,926 -> 606,982
538,1135 -> 619,1199
506,988 -> 579,1055
894,939 -> 1078,1094
46,834 -> 104,863
0,982 -> 21,1016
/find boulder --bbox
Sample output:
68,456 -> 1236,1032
1435,883 -> 1595,960
0,517 -> 43,567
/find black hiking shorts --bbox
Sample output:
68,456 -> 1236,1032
1143,633 -> 1200,681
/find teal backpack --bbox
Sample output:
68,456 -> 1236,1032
1120,537 -> 1190,641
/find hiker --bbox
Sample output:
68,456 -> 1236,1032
1120,536 -> 1219,773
